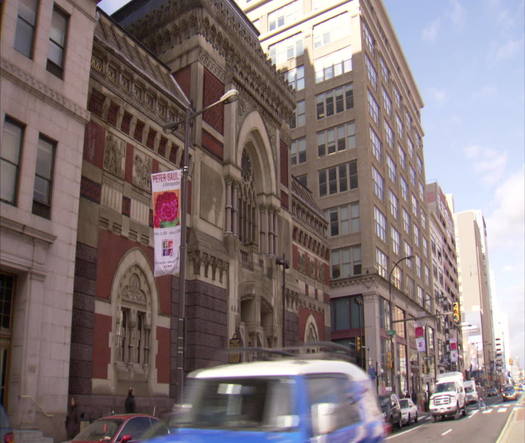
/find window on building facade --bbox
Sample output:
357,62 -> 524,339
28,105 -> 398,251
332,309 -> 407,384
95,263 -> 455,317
406,109 -> 413,129
291,138 -> 306,165
316,84 -> 353,119
269,33 -> 304,65
386,154 -> 396,182
268,0 -> 302,31
404,241 -> 412,266
393,306 -> 405,338
286,65 -> 305,91
398,145 -> 406,169
424,265 -> 430,285
402,208 -> 410,234
374,206 -> 386,242
238,150 -> 257,246
415,255 -> 421,278
418,181 -> 424,199
395,114 -> 403,137
393,86 -> 401,107
369,127 -> 381,161
296,174 -> 307,187
47,6 -> 69,78
376,248 -> 388,277
331,245 -> 361,279
406,276 -> 415,298
1,117 -> 24,205
413,223 -> 420,247
14,0 -> 38,58
421,210 -> 427,229
379,56 -> 389,81
416,156 -> 423,175
331,295 -> 363,330
407,136 -> 414,158
317,121 -> 355,157
365,55 -> 377,89
382,87 -> 392,116
385,121 -> 393,147
319,160 -> 358,197
372,166 -> 384,200
363,23 -> 374,53
389,190 -> 398,219
32,135 -> 56,219
422,237 -> 428,257
290,100 -> 305,128
313,13 -> 350,48
379,298 -> 391,330
368,91 -> 379,124
314,46 -> 352,83
411,193 -> 418,216
326,202 -> 360,237
391,226 -> 400,255
417,285 -> 424,306
409,165 -> 416,185
400,176 -> 408,200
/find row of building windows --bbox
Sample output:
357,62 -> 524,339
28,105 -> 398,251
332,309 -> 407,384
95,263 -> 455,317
15,0 -> 69,79
1,116 -> 56,219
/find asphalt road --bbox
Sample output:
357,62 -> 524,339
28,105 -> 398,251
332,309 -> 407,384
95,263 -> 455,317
385,396 -> 523,442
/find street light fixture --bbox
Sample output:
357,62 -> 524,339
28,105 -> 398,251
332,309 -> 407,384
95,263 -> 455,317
387,255 -> 413,394
162,88 -> 239,401
276,255 -> 289,346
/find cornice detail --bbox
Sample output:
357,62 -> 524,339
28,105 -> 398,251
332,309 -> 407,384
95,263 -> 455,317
0,57 -> 90,123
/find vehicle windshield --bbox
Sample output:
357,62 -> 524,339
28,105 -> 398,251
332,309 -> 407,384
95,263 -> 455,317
435,382 -> 456,393
173,377 -> 297,431
399,399 -> 410,409
73,418 -> 122,441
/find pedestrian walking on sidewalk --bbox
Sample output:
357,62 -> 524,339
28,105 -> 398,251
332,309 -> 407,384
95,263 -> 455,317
125,387 -> 136,413
65,397 -> 80,439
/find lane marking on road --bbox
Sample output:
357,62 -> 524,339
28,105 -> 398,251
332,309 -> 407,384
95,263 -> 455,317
497,408 -> 507,413
482,408 -> 493,414
468,409 -> 479,419
385,426 -> 418,439
441,428 -> 452,436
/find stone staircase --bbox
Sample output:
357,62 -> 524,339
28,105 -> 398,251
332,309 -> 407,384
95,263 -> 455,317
13,430 -> 54,443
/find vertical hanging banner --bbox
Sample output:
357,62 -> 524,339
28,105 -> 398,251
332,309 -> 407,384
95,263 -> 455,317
151,170 -> 182,277
415,325 -> 426,352
449,337 -> 458,362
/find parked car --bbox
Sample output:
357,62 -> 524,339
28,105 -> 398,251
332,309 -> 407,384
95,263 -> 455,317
502,386 -> 518,402
71,414 -> 159,443
145,351 -> 385,442
486,387 -> 497,397
379,393 -> 403,430
399,398 -> 418,425
0,405 -> 14,443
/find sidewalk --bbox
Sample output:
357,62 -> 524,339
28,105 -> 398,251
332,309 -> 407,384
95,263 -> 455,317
496,394 -> 525,443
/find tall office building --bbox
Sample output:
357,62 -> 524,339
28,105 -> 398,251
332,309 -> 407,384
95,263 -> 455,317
454,210 -> 495,381
239,0 -> 436,397
425,183 -> 462,373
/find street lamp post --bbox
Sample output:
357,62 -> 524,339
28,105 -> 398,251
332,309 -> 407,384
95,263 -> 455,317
387,255 -> 413,394
162,88 -> 239,401
276,255 -> 289,346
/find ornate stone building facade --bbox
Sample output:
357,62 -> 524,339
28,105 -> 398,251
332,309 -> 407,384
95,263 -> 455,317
69,0 -> 330,423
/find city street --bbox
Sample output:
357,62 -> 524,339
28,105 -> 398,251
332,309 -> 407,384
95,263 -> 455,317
386,396 -> 524,442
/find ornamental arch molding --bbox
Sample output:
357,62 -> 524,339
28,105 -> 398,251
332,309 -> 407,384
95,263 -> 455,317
109,248 -> 159,393
304,314 -> 320,344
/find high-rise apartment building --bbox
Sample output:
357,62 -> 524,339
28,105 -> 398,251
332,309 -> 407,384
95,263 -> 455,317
454,210 -> 495,381
239,0 -> 435,397
425,183 -> 462,374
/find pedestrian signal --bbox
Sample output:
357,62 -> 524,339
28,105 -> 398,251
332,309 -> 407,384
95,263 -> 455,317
356,336 -> 361,352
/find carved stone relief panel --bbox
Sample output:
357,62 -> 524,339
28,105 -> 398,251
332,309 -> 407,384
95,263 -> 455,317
200,163 -> 224,228
104,132 -> 126,178
133,150 -> 152,191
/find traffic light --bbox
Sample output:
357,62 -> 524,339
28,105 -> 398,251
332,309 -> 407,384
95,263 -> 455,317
453,302 -> 460,323
356,336 -> 361,352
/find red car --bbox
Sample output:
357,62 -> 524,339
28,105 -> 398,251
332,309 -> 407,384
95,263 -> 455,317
72,414 -> 159,443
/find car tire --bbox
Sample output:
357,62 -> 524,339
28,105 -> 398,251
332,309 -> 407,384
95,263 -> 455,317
432,415 -> 438,422
398,416 -> 403,429
414,412 -> 418,423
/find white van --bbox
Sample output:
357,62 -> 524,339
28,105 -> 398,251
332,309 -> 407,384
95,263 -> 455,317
429,371 -> 466,421
464,380 -> 479,404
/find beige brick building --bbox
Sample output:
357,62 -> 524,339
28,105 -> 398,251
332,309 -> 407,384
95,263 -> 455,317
238,0 -> 436,397
0,0 -> 99,438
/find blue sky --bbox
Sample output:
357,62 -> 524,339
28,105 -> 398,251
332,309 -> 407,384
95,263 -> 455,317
99,0 -> 525,366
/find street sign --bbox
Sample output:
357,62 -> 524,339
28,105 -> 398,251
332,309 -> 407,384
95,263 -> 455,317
387,329 -> 396,337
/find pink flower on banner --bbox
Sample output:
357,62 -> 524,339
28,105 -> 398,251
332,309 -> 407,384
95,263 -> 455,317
154,191 -> 180,228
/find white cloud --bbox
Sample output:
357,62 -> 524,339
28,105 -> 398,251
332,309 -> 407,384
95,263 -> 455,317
494,38 -> 524,60
422,18 -> 440,42
464,145 -> 508,185
428,87 -> 448,104
472,85 -> 497,99
486,167 -> 525,248
448,0 -> 465,25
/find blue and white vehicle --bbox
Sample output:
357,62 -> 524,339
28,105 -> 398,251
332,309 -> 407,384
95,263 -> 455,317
149,355 -> 385,442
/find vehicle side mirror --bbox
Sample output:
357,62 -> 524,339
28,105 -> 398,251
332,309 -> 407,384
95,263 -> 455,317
311,403 -> 338,435
120,435 -> 133,443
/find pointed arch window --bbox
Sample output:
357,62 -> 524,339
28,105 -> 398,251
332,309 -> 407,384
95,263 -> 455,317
238,150 -> 257,246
